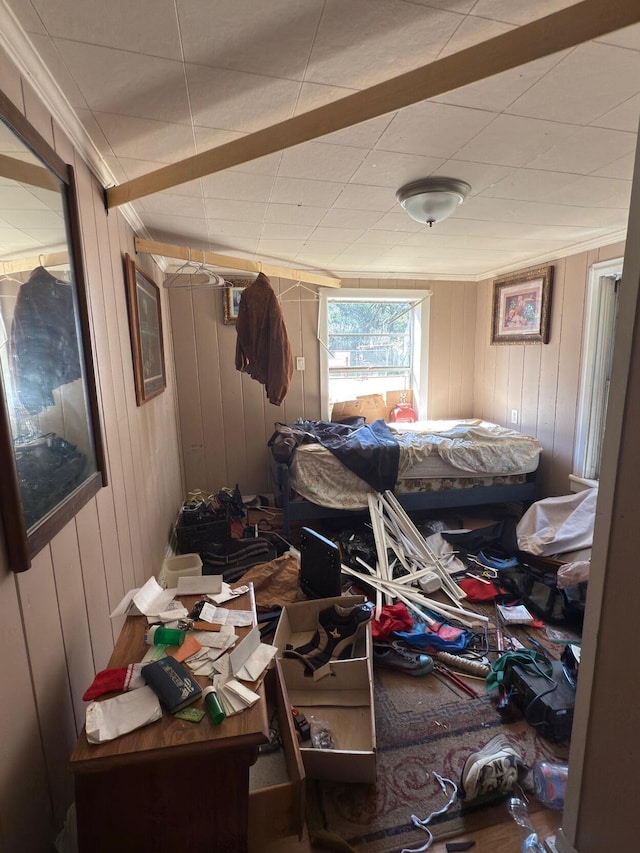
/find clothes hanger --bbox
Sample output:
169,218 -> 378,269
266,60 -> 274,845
163,251 -> 226,289
279,281 -> 321,302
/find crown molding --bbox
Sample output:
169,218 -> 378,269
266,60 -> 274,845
0,1 -> 165,269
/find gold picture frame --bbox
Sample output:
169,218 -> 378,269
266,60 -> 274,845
124,254 -> 166,404
491,265 -> 554,345
223,280 -> 251,324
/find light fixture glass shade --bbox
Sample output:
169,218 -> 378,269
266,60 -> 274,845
396,178 -> 471,226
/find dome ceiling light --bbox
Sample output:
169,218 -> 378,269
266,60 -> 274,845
396,177 -> 471,227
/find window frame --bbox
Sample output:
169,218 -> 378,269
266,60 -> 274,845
319,288 -> 431,421
572,257 -> 622,488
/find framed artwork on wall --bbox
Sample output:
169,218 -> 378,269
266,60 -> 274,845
491,265 -> 554,345
223,280 -> 250,324
124,254 -> 166,404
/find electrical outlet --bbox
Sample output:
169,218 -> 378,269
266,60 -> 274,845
296,356 -> 305,371
511,409 -> 519,424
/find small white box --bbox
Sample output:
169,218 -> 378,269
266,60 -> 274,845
163,553 -> 203,588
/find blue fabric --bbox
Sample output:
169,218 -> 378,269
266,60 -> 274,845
393,612 -> 474,653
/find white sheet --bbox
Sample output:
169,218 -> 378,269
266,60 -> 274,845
516,487 -> 598,556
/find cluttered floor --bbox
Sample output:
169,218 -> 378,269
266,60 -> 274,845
176,488 -> 588,853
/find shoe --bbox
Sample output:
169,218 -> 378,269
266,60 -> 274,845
284,602 -> 372,672
459,734 -> 527,802
373,642 -> 434,676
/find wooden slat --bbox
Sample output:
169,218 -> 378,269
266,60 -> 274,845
134,237 -> 342,288
107,0 -> 640,208
0,250 -> 68,275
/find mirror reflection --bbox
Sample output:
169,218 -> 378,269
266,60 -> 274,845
0,121 -> 97,532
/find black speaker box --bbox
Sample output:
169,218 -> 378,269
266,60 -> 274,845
299,527 -> 342,599
510,659 -> 575,742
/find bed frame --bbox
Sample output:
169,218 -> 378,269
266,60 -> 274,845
272,459 -> 539,537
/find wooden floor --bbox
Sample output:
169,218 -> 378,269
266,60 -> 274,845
258,807 -> 561,852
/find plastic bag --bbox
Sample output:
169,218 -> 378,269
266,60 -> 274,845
309,716 -> 336,749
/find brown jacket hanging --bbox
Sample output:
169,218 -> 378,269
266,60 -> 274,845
234,272 -> 294,406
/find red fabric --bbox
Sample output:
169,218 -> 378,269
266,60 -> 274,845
82,664 -> 142,701
459,577 -> 502,601
371,603 -> 413,640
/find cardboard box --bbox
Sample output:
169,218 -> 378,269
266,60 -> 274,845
273,596 -> 370,667
276,656 -> 376,783
331,393 -> 387,423
272,596 -> 376,783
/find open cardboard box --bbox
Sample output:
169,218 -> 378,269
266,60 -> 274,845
272,595 -> 370,667
276,656 -> 376,784
272,596 -> 376,783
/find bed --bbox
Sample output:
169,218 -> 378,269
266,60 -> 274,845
270,419 -> 542,536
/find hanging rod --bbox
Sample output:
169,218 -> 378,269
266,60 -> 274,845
0,250 -> 69,276
134,237 -> 341,288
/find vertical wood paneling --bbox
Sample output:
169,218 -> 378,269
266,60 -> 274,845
17,548 -> 78,827
0,569 -> 52,851
169,289 -> 208,489
75,500 -> 115,667
429,281 -> 453,418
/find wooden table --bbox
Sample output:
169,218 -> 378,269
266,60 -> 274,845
69,585 -> 269,852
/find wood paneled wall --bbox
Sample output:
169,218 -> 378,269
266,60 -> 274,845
473,241 -> 625,497
0,58 -> 184,852
170,277 -> 477,497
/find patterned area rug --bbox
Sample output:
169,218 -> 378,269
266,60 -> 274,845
306,665 -> 570,853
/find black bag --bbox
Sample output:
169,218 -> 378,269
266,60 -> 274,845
519,561 -> 587,626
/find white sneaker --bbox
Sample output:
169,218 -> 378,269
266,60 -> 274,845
460,734 -> 526,801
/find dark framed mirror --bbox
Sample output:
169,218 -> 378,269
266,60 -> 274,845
0,88 -> 106,572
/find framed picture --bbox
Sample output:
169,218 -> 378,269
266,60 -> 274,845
124,254 -> 166,404
491,265 -> 554,345
223,280 -> 250,324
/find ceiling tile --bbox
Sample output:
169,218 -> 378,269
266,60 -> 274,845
432,160 -> 513,195
205,217 -> 264,239
433,52 -> 570,112
270,177 -> 343,207
27,33 -> 89,110
334,184 -> 396,212
140,194 -> 207,219
506,42 -> 640,125
201,171 -> 276,203
31,0 -> 182,59
278,141 -> 367,182
596,23 -> 640,52
319,208 -> 383,229
93,112 -> 197,163
469,0 -> 575,26
310,226 -> 366,243
376,101 -> 496,159
351,150 -> 446,188
264,203 -> 325,226
193,127 -> 282,175
352,229 -> 403,246
207,198 -> 268,222
258,238 -> 307,256
591,94 -> 640,132
438,13 -> 513,57
261,222 -> 315,240
459,196 -> 626,229
177,0 -> 323,79
305,0 -> 462,88
456,114 -> 577,167
53,39 -> 190,123
593,153 -> 636,180
6,0 -> 47,34
526,126 -> 637,174
480,168 -> 582,203
186,64 -> 301,133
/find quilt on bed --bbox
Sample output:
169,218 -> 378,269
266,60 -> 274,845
280,419 -> 542,510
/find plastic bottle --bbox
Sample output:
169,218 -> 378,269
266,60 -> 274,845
532,760 -> 568,810
144,625 -> 186,646
507,798 -> 546,852
202,686 -> 226,725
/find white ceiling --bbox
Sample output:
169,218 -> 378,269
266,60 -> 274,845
3,0 -> 640,280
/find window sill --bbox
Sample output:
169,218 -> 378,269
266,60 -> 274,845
569,474 -> 598,493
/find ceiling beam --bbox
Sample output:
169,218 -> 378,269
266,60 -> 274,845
0,250 -> 69,276
107,0 -> 640,209
134,237 -> 342,287
0,152 -> 60,192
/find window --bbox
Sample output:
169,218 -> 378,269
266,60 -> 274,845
573,259 -> 622,486
319,289 -> 431,419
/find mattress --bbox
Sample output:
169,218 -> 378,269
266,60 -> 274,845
288,419 -> 541,510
